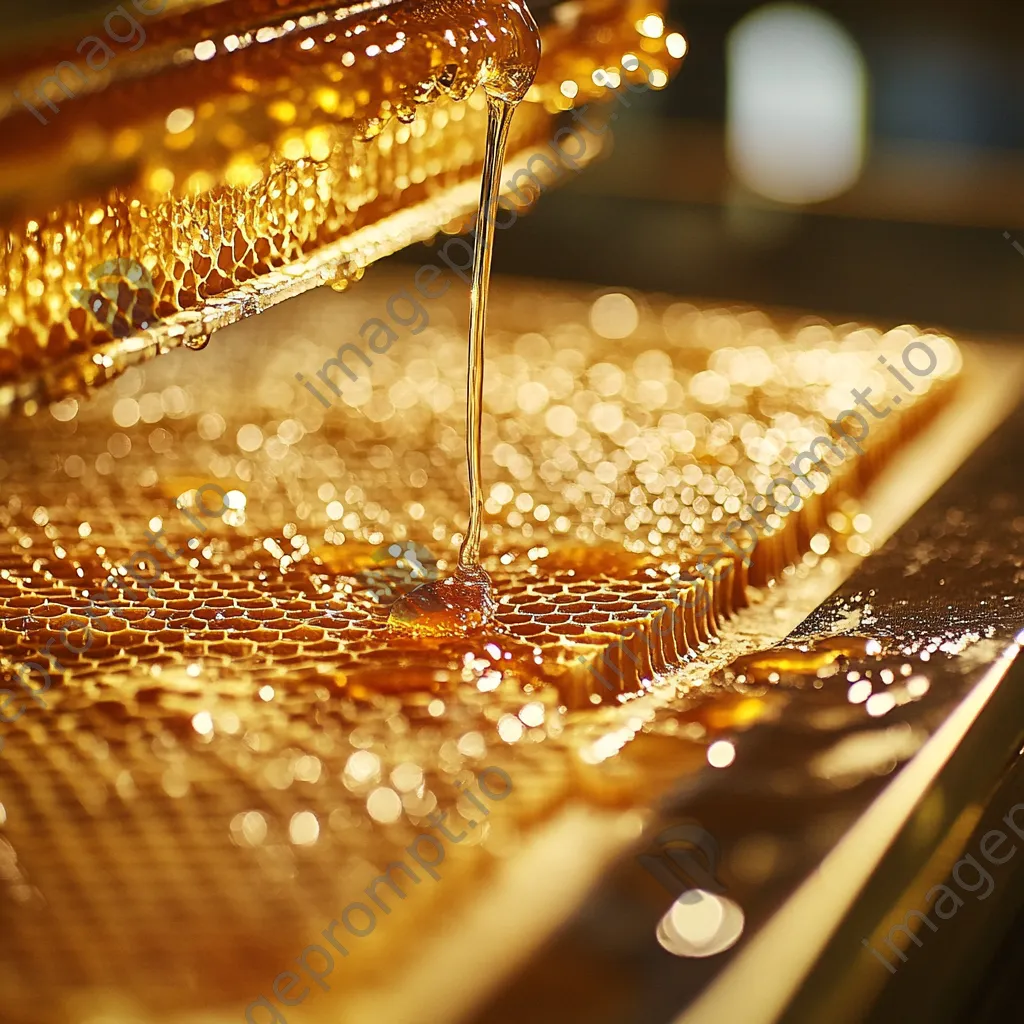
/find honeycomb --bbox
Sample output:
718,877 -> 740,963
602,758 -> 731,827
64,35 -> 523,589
0,0 -> 683,406
0,272 -> 960,1022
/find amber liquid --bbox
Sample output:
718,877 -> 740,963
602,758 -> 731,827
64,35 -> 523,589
461,94 -> 517,573
388,4 -> 540,639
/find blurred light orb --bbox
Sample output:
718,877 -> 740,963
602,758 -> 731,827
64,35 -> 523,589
727,3 -> 866,204
666,32 -> 688,59
638,14 -> 664,39
707,739 -> 736,768
288,810 -> 320,845
590,292 -> 639,339
656,889 -> 746,957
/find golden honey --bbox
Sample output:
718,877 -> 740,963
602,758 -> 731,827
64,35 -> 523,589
387,2 -> 540,635
0,267 -> 964,1019
0,2 -> 974,1021
0,202 -> 965,1024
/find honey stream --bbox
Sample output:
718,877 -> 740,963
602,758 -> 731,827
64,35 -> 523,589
389,2 -> 540,639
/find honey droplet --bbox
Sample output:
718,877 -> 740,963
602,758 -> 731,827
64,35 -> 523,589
182,330 -> 212,351
387,564 -> 497,638
719,637 -> 884,685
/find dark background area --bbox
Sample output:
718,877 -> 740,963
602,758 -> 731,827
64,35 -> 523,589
397,0 -> 1024,340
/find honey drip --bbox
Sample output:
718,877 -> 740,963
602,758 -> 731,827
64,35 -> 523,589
460,94 -> 518,573
389,2 -> 540,638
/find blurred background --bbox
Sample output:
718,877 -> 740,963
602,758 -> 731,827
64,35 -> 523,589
397,0 -> 1024,338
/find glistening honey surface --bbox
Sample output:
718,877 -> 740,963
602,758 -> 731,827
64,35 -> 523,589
0,274 -> 961,1020
0,0 -> 683,403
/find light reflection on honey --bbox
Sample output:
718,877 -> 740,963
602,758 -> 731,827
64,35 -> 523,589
0,279 -> 963,712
